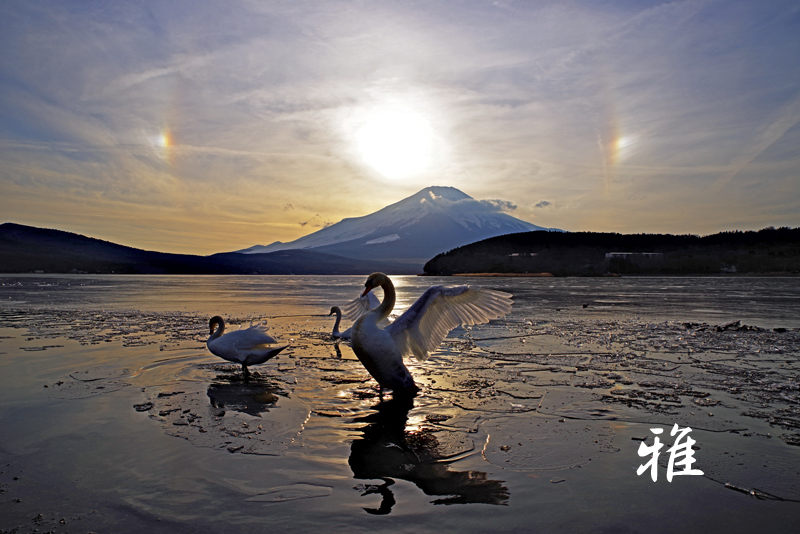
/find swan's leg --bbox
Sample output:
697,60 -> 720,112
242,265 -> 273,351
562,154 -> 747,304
242,363 -> 250,378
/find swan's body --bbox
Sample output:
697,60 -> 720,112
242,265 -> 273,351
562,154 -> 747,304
330,292 -> 381,340
206,316 -> 288,375
351,272 -> 513,394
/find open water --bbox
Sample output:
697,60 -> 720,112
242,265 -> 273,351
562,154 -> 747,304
1,274 -> 799,533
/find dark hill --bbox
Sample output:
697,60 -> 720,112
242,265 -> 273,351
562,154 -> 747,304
423,228 -> 800,276
0,223 -> 414,275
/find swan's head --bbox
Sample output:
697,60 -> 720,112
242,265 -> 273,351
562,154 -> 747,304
209,315 -> 224,334
362,272 -> 389,297
329,306 -> 341,316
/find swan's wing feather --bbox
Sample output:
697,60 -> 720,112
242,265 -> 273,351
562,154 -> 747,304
233,324 -> 278,347
367,291 -> 380,309
385,285 -> 513,361
340,294 -> 376,321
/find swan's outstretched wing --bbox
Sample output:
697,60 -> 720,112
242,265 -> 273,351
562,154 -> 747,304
340,292 -> 380,321
385,285 -> 513,361
366,291 -> 380,309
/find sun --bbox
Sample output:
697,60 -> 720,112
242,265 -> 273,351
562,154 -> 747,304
355,109 -> 433,179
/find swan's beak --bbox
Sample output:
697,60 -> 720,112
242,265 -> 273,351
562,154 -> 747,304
361,281 -> 374,297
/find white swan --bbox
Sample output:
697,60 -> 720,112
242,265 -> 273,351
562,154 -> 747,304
329,306 -> 352,339
206,316 -> 288,375
330,292 -> 381,340
351,272 -> 513,394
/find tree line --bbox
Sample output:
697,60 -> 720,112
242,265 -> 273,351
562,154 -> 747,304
423,227 -> 800,276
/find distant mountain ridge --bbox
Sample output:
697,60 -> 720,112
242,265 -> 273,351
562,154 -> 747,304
0,223 -> 413,275
240,186 -> 555,267
0,187 -> 557,274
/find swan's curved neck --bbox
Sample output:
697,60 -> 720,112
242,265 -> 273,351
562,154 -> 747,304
376,277 -> 396,321
331,308 -> 342,333
209,317 -> 225,339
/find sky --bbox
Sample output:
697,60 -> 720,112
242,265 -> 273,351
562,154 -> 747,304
1,0 -> 799,255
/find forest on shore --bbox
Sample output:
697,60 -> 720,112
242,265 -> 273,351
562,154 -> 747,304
423,227 -> 800,276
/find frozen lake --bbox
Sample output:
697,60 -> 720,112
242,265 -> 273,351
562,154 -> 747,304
1,274 -> 799,533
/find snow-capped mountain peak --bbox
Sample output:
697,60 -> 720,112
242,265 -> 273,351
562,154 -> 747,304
239,186 -> 555,266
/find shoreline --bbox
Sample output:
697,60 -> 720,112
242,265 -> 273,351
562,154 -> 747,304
450,272 -> 556,277
419,272 -> 800,278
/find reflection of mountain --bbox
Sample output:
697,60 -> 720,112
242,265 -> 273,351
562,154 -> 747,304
348,395 -> 509,514
240,186 -> 554,268
206,380 -> 282,417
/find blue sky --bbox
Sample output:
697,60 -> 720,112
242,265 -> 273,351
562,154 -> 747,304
1,0 -> 798,254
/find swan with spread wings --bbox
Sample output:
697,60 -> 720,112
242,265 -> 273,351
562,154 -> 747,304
349,272 -> 513,394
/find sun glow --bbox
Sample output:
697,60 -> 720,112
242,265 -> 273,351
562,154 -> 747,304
615,136 -> 632,150
615,135 -> 640,158
158,128 -> 173,148
147,126 -> 176,165
355,109 -> 433,179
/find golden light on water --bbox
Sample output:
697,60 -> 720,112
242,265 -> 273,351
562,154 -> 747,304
405,413 -> 427,432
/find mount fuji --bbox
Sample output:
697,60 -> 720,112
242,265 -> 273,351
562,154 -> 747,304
239,186 -> 556,268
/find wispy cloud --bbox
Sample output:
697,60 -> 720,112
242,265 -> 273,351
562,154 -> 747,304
1,0 -> 798,253
714,89 -> 800,188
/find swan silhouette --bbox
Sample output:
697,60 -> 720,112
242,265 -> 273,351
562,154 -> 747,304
351,273 -> 513,394
349,395 -> 509,513
206,316 -> 288,376
206,381 -> 280,417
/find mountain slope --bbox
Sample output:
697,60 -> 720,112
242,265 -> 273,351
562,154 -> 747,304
241,186 -> 555,266
0,223 -> 414,274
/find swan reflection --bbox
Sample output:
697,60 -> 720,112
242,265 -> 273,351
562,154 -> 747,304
349,395 -> 509,514
206,379 -> 283,417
